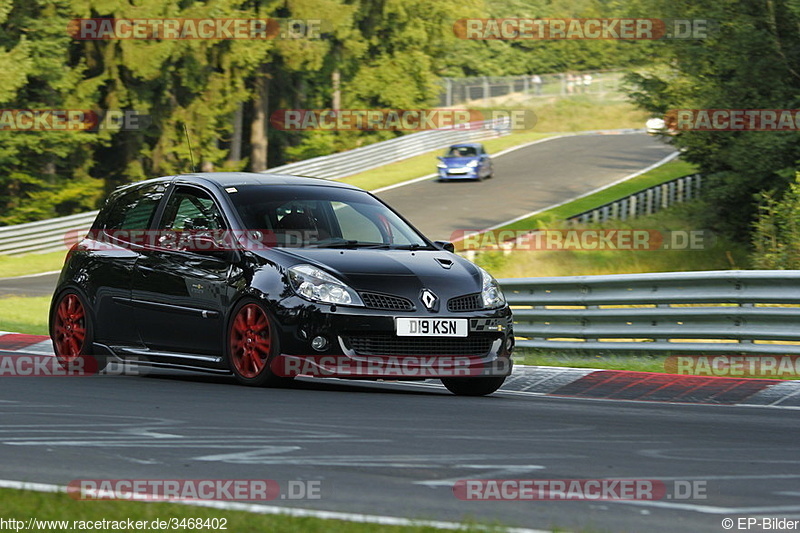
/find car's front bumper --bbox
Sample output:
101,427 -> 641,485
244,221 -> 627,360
270,298 -> 514,379
438,167 -> 479,180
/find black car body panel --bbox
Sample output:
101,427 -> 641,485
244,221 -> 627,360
51,172 -> 513,389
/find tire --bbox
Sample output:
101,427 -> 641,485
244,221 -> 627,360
226,298 -> 293,387
50,289 -> 107,374
441,376 -> 506,396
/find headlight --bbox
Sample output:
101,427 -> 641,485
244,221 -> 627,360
437,163 -> 447,169
288,265 -> 364,307
477,266 -> 505,309
467,160 -> 479,168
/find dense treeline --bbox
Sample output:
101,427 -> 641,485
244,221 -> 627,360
0,0 -> 653,225
626,0 -> 800,242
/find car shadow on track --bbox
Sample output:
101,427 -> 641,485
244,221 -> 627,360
132,369 -> 449,396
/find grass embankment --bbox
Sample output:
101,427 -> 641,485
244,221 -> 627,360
0,488 -> 510,533
0,296 -> 51,335
0,251 -> 64,278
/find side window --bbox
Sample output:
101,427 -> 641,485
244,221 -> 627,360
159,187 -> 226,232
104,184 -> 166,232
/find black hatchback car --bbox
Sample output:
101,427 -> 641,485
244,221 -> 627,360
50,173 -> 513,395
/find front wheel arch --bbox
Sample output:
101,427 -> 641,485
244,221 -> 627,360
225,296 -> 292,387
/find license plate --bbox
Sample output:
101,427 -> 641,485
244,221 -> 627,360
395,318 -> 468,337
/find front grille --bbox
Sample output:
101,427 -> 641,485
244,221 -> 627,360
344,334 -> 494,357
360,292 -> 414,311
448,293 -> 484,312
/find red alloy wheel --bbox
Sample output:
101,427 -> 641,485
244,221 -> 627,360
229,303 -> 272,378
53,294 -> 87,362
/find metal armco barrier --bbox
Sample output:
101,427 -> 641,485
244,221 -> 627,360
0,210 -> 98,256
266,119 -> 509,179
568,174 -> 702,224
501,270 -> 800,355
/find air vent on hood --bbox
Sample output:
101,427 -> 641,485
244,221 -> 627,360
434,257 -> 453,269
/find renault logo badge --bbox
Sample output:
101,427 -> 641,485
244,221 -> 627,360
420,289 -> 439,311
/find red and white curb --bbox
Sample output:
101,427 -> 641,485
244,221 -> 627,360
2,332 -> 798,407
0,332 -> 54,355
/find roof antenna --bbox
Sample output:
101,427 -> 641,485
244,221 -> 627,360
183,124 -> 196,172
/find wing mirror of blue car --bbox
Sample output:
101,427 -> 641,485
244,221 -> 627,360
433,240 -> 455,253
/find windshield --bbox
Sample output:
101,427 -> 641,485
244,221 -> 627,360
446,146 -> 478,157
227,185 -> 432,249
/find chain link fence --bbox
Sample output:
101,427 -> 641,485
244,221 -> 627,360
438,69 -> 627,107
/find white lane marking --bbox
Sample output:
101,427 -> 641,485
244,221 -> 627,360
0,269 -> 61,281
191,452 -> 578,467
371,173 -> 437,193
639,448 -> 800,464
192,446 -> 302,462
616,500 -> 800,515
454,150 -> 681,239
416,465 -> 546,488
121,428 -> 184,439
0,479 -> 550,533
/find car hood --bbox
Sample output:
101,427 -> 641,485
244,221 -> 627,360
441,156 -> 479,166
270,248 -> 483,298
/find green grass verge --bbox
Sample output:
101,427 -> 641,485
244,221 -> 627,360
496,158 -> 698,233
514,350 -> 674,373
0,296 -> 51,335
0,251 -> 65,278
1,488 -> 512,533
513,349 -> 800,379
475,201 -> 750,278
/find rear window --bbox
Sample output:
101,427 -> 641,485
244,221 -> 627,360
103,184 -> 166,231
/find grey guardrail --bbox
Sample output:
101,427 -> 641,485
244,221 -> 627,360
266,119 -> 510,179
568,174 -> 702,224
0,211 -> 99,255
501,270 -> 800,355
0,120 -> 509,255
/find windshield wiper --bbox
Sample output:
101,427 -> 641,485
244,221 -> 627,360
387,243 -> 428,250
310,240 -> 390,249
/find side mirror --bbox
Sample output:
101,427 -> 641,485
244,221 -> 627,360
433,240 -> 455,253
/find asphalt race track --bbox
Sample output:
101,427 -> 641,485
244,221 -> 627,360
377,132 -> 676,240
4,132 -> 778,533
1,363 -> 799,532
0,132 -> 674,298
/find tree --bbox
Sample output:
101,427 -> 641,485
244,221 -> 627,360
626,0 -> 800,239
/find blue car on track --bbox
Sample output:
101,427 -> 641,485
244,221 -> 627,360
436,143 -> 494,181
